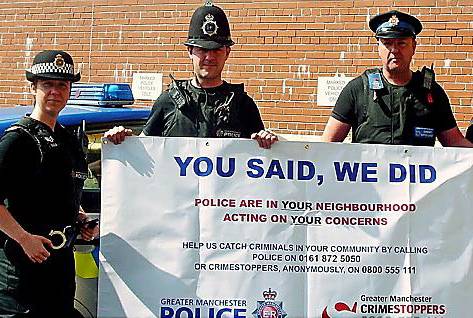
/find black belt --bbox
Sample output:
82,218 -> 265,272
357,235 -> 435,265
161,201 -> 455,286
0,225 -> 75,251
2,225 -> 75,268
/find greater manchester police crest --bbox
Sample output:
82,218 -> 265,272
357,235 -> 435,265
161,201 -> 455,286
252,288 -> 287,318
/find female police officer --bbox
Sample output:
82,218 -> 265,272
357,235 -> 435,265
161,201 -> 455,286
0,50 -> 97,317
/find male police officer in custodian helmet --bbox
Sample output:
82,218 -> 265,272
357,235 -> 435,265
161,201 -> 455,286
106,1 -> 277,148
321,10 -> 473,147
0,50 -> 98,317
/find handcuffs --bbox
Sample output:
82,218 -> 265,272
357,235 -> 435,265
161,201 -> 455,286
48,218 -> 98,250
48,226 -> 75,250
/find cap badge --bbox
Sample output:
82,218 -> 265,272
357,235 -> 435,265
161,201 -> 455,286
54,54 -> 65,68
388,15 -> 399,27
202,14 -> 219,36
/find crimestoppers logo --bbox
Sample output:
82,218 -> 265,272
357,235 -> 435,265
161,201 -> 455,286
322,302 -> 357,318
252,288 -> 287,318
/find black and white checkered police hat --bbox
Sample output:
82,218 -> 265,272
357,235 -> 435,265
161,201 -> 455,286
26,50 -> 81,82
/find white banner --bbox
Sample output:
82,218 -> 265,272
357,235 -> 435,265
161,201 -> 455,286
99,137 -> 473,318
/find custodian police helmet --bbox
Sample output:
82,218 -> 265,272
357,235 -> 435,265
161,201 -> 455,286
26,50 -> 81,82
184,1 -> 235,49
369,10 -> 422,39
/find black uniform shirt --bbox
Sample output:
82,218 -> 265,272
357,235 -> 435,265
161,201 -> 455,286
332,70 -> 457,145
143,80 -> 264,138
0,117 -> 86,235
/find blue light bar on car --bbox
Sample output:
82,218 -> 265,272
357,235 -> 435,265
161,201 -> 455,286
68,83 -> 134,107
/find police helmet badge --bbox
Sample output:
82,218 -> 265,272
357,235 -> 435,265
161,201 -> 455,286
388,14 -> 399,27
252,288 -> 287,318
202,14 -> 219,36
54,54 -> 65,68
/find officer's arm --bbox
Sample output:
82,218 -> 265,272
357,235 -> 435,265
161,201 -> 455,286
437,127 -> 473,147
321,117 -> 351,142
103,94 -> 166,143
0,204 -> 29,245
0,204 -> 52,262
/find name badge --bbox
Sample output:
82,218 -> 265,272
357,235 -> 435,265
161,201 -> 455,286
414,127 -> 435,139
368,73 -> 384,90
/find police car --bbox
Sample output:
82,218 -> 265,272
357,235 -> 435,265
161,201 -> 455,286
0,83 -> 150,318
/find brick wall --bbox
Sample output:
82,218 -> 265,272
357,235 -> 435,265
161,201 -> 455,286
1,0 -> 472,135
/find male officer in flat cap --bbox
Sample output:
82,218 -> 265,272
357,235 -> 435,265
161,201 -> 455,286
322,10 -> 473,147
0,50 -> 97,317
106,1 -> 277,148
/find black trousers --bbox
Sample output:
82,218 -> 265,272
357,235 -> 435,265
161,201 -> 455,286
0,248 -> 76,317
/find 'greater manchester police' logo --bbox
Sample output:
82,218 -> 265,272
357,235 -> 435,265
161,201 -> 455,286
202,14 -> 218,36
252,288 -> 287,318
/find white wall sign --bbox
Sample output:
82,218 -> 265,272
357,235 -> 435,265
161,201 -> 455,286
132,73 -> 163,100
317,76 -> 353,107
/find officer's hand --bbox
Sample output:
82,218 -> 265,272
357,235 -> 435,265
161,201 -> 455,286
104,126 -> 133,145
80,221 -> 99,241
19,233 -> 52,264
77,212 -> 99,241
251,130 -> 278,149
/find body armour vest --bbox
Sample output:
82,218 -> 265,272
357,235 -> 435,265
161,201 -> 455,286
165,79 -> 249,138
4,117 -> 87,231
354,68 -> 437,146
